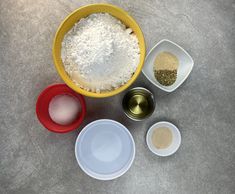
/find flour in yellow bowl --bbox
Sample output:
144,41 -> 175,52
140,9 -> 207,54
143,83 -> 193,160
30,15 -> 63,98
61,13 -> 140,93
53,4 -> 146,98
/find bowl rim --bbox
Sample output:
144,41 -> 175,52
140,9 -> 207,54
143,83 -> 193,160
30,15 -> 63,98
53,3 -> 146,98
142,39 -> 194,92
75,119 -> 136,180
146,121 -> 181,156
36,83 -> 86,133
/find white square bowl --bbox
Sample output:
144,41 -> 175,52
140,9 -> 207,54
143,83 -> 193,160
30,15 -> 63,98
142,39 -> 194,92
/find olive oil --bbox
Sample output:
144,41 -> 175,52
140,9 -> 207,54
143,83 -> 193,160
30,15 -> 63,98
122,87 -> 155,120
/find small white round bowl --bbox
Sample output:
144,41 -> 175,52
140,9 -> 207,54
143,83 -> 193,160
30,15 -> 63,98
146,121 -> 181,157
75,119 -> 135,180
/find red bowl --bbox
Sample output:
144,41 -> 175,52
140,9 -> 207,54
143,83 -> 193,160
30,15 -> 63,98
36,84 -> 86,133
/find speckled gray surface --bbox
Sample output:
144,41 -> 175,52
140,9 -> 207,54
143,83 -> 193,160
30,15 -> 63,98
0,0 -> 235,194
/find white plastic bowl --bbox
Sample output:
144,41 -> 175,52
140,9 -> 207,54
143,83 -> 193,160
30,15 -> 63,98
146,121 -> 181,157
75,119 -> 135,180
142,39 -> 194,92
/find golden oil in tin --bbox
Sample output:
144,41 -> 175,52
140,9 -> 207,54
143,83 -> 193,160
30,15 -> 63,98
122,87 -> 155,120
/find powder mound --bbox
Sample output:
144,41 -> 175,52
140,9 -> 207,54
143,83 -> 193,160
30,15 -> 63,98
61,13 -> 140,93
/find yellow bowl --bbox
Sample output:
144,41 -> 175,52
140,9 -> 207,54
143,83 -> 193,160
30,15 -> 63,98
53,3 -> 146,98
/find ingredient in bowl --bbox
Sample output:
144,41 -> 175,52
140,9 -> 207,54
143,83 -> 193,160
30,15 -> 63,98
61,13 -> 140,93
122,88 -> 155,120
49,95 -> 81,125
152,127 -> 173,149
153,52 -> 179,86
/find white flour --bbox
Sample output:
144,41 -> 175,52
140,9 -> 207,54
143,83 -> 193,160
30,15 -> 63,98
61,13 -> 140,93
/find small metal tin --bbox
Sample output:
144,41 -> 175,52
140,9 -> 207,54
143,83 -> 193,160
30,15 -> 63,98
122,87 -> 155,121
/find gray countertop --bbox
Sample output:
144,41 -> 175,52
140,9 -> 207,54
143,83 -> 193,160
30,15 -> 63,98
0,0 -> 234,193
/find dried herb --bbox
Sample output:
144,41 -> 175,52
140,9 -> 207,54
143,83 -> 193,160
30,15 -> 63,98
154,69 -> 177,86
